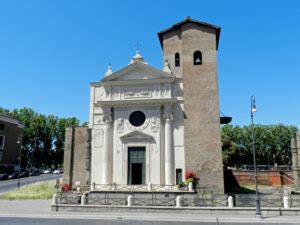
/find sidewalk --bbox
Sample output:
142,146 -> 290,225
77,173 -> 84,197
0,200 -> 300,224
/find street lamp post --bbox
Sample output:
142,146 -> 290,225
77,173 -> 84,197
17,136 -> 22,188
251,95 -> 262,217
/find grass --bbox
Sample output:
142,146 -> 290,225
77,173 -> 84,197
0,180 -> 57,200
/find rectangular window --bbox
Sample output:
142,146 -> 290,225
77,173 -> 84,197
0,124 -> 4,130
0,135 -> 5,150
176,168 -> 183,185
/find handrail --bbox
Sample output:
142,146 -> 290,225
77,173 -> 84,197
91,183 -> 181,192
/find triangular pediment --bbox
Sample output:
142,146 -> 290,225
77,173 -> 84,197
102,61 -> 174,82
120,130 -> 154,141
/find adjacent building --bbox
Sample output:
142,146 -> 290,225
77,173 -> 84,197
0,113 -> 24,172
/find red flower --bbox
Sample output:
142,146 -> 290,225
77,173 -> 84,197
62,183 -> 70,192
185,171 -> 196,179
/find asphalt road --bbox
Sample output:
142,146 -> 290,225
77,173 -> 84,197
0,174 -> 61,193
0,216 -> 299,225
0,217 -> 214,225
0,200 -> 299,225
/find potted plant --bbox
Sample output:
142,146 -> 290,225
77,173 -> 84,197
185,171 -> 198,191
178,181 -> 187,191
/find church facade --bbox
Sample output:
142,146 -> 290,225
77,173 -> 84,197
89,53 -> 184,186
63,17 -> 225,193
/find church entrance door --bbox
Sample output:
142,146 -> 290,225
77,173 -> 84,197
128,147 -> 146,185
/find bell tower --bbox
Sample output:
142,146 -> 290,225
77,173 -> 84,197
158,17 -> 224,193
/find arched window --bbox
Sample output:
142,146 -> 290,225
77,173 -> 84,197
175,52 -> 180,67
193,51 -> 202,65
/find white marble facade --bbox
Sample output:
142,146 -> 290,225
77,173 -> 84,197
89,52 -> 185,186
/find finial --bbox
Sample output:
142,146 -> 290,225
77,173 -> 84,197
130,50 -> 145,64
163,60 -> 172,74
187,16 -> 191,20
104,63 -> 112,76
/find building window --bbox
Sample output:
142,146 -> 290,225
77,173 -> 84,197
129,111 -> 146,127
193,50 -> 202,65
0,136 -> 5,150
176,168 -> 183,185
175,52 -> 180,67
0,124 -> 4,130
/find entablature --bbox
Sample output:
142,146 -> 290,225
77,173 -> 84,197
95,98 -> 177,107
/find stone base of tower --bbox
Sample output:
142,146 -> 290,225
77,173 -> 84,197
186,166 -> 224,194
184,121 -> 225,194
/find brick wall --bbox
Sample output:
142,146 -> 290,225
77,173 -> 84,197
162,22 -> 224,193
228,170 -> 294,186
63,126 -> 91,189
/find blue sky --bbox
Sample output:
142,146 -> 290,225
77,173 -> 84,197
0,0 -> 299,127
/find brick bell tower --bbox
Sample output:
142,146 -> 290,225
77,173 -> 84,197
158,17 -> 224,193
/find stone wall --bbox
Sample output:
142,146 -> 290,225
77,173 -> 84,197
63,126 -> 91,189
229,170 -> 294,187
291,131 -> 300,188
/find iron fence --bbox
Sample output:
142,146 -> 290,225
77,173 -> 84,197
58,192 -> 80,204
57,191 -> 300,208
234,194 -> 283,207
291,196 -> 300,207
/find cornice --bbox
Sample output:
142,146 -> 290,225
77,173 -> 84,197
95,98 -> 177,107
90,77 -> 175,87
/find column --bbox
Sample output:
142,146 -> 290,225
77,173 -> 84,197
102,116 -> 111,185
164,112 -> 175,185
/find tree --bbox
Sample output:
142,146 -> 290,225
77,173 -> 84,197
0,107 -> 79,168
221,124 -> 298,167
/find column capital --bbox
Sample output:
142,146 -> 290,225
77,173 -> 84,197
103,115 -> 112,124
163,113 -> 173,121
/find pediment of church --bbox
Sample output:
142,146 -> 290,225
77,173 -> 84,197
120,130 -> 154,141
102,61 -> 174,82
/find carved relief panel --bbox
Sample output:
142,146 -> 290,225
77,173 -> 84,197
123,86 -> 152,99
96,82 -> 173,102
149,111 -> 160,133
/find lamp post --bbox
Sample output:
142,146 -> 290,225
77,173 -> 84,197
251,95 -> 262,217
17,136 -> 22,188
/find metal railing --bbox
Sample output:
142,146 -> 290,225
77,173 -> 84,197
91,183 -> 180,192
57,191 -> 300,208
152,184 -> 179,191
234,194 -> 283,207
291,196 -> 300,207
58,192 -> 80,205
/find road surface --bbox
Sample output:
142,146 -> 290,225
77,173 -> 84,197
0,174 -> 61,193
0,200 -> 299,225
0,215 -> 299,225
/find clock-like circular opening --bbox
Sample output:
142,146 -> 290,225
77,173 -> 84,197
129,111 -> 146,127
